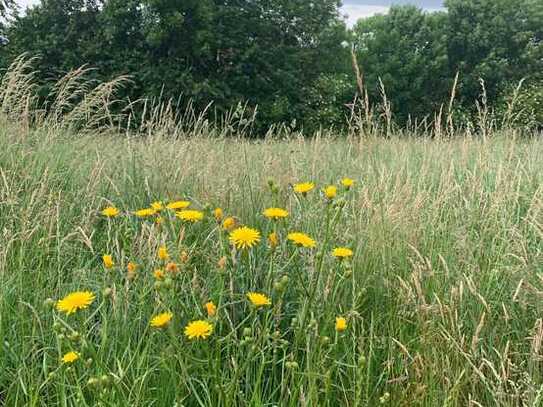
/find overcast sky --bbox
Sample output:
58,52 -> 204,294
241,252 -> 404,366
342,0 -> 444,25
15,0 -> 445,27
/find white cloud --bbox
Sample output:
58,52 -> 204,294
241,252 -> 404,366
16,0 -> 38,7
341,5 -> 390,27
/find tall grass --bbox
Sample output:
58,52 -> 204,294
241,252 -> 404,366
1,58 -> 543,406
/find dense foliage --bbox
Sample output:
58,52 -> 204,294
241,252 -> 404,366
0,0 -> 542,132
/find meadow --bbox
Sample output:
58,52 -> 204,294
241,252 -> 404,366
1,60 -> 543,406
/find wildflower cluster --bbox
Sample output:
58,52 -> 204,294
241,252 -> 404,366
48,179 -> 357,402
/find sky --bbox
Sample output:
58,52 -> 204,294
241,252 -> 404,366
15,0 -> 445,27
342,0 -> 444,26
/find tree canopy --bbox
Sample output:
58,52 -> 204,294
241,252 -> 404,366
1,0 -> 542,132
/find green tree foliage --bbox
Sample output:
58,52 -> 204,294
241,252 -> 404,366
1,0 -> 542,131
1,0 -> 351,132
445,0 -> 543,104
352,6 -> 450,123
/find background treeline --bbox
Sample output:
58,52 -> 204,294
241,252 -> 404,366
0,0 -> 542,133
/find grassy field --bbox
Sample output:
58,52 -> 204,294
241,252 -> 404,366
1,119 -> 543,406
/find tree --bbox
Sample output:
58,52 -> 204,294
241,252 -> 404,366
445,0 -> 543,106
1,0 -> 351,132
352,6 -> 450,123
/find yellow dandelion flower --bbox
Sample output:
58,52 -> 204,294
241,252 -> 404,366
324,185 -> 337,199
101,206 -> 119,217
214,208 -> 223,222
134,208 -> 157,218
150,201 -> 164,211
56,291 -> 95,315
263,207 -> 289,220
341,178 -> 354,189
229,227 -> 261,249
127,262 -> 137,280
332,247 -> 353,259
61,351 -> 79,364
165,262 -> 179,274
150,312 -> 173,328
287,232 -> 316,248
222,217 -> 237,231
166,200 -> 191,210
268,232 -> 279,249
176,210 -> 204,223
247,292 -> 271,308
293,182 -> 315,195
157,246 -> 169,261
153,269 -> 165,280
335,317 -> 347,332
205,301 -> 217,317
102,254 -> 114,269
184,320 -> 213,340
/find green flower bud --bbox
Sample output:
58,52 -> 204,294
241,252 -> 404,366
44,298 -> 56,309
100,375 -> 111,386
87,377 -> 100,387
163,278 -> 173,289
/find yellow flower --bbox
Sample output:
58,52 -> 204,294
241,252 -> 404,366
153,269 -> 165,280
335,317 -> 347,332
332,247 -> 353,259
324,185 -> 337,200
150,312 -> 173,328
205,301 -> 217,317
268,232 -> 279,249
166,200 -> 191,210
101,206 -> 119,217
341,178 -> 354,189
223,217 -> 237,231
213,208 -> 223,222
263,207 -> 289,220
61,351 -> 79,364
150,201 -> 164,211
165,262 -> 179,274
176,210 -> 204,223
229,227 -> 261,249
134,208 -> 157,218
293,182 -> 315,195
102,254 -> 114,269
127,263 -> 137,280
287,232 -> 316,248
247,292 -> 271,308
157,246 -> 169,261
184,320 -> 213,340
56,291 -> 95,315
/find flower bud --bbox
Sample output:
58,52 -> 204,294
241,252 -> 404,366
44,298 -> 55,309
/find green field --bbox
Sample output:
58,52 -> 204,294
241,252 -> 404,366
1,117 -> 543,406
